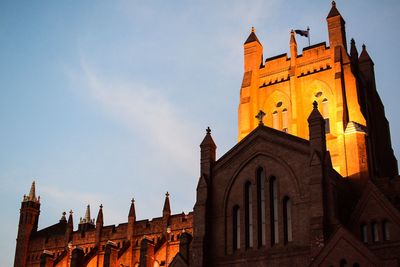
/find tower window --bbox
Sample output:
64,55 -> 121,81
245,182 -> 253,248
233,206 -> 241,250
283,196 -> 292,244
257,168 -> 266,247
270,176 -> 279,245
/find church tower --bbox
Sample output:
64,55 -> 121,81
14,181 -> 41,267
237,1 -> 397,179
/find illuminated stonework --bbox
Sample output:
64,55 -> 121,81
238,9 -> 397,179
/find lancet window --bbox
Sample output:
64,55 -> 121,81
257,168 -> 266,246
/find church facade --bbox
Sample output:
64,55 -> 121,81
14,2 -> 400,267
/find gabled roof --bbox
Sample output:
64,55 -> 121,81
169,252 -> 189,267
32,221 -> 67,238
215,124 -> 309,170
311,226 -> 382,266
348,181 -> 400,227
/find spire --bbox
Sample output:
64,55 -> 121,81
129,198 -> 136,219
68,210 -> 73,226
163,192 -> 171,217
244,26 -> 261,45
96,204 -> 103,227
28,181 -> 36,202
350,38 -> 358,59
200,127 -> 216,148
350,38 -> 359,69
359,44 -> 373,63
84,205 -> 91,224
327,1 -> 341,18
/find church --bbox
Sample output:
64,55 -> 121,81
14,2 -> 400,266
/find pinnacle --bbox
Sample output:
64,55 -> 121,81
327,0 -> 341,18
244,27 -> 261,45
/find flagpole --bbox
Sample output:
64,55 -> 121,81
307,26 -> 310,46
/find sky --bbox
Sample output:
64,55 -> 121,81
1,0 -> 399,266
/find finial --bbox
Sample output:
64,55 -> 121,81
362,43 -> 366,50
255,110 -> 266,125
63,211 -> 66,216
351,38 -> 355,45
313,101 -> 318,109
166,191 -> 170,198
332,1 -> 336,7
131,198 -> 135,203
70,210 -> 73,215
206,127 -> 211,134
251,26 -> 255,33
100,204 -> 103,209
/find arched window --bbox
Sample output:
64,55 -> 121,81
360,223 -> 368,243
322,98 -> 330,133
272,111 -> 279,129
283,196 -> 292,244
270,176 -> 279,245
282,108 -> 288,133
353,263 -> 360,267
233,205 -> 241,250
257,168 -> 266,246
245,182 -> 253,248
383,220 -> 390,241
371,222 -> 379,242
340,259 -> 347,267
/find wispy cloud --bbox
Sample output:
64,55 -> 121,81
74,59 -> 198,174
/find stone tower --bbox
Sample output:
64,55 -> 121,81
14,181 -> 41,267
237,1 -> 397,179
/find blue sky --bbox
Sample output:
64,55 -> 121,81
1,1 -> 399,266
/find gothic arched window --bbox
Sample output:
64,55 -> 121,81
233,205 -> 241,250
245,182 -> 253,248
270,176 -> 279,245
283,196 -> 293,244
257,168 -> 266,246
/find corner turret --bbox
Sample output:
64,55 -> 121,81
327,1 -> 347,51
308,101 -> 327,154
244,27 -> 263,72
14,181 -> 41,267
200,127 -> 216,179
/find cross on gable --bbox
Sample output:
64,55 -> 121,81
255,110 -> 266,125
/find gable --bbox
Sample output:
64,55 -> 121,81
348,182 -> 400,243
169,253 -> 188,267
311,226 -> 381,266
